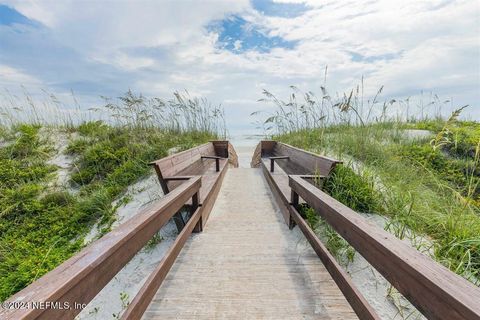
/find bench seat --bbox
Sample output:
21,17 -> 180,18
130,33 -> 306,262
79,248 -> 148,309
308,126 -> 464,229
150,141 -> 236,232
166,157 -> 228,205
255,141 -> 341,227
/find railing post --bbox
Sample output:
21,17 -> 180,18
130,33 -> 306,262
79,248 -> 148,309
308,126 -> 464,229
215,158 -> 220,172
192,191 -> 202,233
270,159 -> 275,172
172,212 -> 186,232
289,189 -> 299,229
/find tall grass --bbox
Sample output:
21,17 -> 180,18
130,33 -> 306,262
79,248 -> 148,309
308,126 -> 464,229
255,80 -> 480,286
254,71 -> 452,135
1,89 -> 227,137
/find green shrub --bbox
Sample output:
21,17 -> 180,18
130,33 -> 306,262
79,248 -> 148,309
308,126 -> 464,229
77,121 -> 108,137
65,138 -> 90,154
323,165 -> 385,214
276,120 -> 480,283
0,121 -> 216,300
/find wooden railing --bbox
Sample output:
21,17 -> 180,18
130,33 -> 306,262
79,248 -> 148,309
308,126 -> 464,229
0,176 -> 202,320
289,175 -> 480,320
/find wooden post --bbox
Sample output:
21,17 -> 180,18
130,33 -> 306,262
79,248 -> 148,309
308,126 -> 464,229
270,159 -> 275,172
172,212 -> 186,232
150,163 -> 186,232
192,192 -> 202,233
152,163 -> 169,195
289,189 -> 299,229
215,158 -> 220,172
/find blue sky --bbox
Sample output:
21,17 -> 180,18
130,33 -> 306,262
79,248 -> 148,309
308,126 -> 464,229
208,15 -> 298,53
0,0 -> 479,134
0,4 -> 36,26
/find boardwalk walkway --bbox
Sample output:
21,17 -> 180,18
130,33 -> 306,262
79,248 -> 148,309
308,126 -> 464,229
143,168 -> 357,319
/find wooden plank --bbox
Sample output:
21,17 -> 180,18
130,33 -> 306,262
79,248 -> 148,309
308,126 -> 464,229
211,140 -> 229,158
227,142 -> 239,168
0,177 -> 202,320
151,142 -> 210,177
121,206 -> 202,320
260,159 -> 293,226
274,142 -> 341,176
198,159 -> 228,228
289,175 -> 480,320
289,204 -> 380,320
169,158 -> 228,205
260,140 -> 276,156
250,142 -> 262,168
143,168 -> 358,319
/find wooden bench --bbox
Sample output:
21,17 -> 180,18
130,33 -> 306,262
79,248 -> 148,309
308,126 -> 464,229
150,141 -> 237,232
253,140 -> 341,226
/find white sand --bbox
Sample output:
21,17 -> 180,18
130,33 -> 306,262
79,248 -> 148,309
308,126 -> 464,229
34,129 -> 182,319
77,174 -> 181,319
402,129 -> 432,140
0,139 -> 11,148
344,214 -> 428,319
42,128 -> 78,192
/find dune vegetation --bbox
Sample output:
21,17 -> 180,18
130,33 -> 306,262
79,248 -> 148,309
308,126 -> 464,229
0,90 -> 224,301
256,84 -> 480,285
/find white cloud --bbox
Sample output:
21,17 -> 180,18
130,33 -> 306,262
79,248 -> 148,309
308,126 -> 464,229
1,0 -> 479,132
0,65 -> 42,87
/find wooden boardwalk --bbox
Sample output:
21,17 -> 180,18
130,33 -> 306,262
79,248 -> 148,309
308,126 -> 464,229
143,168 -> 357,319
4,142 -> 479,320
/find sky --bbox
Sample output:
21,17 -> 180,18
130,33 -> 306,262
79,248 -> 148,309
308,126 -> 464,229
0,0 -> 479,135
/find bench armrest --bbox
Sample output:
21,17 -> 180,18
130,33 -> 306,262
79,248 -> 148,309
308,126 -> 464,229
268,156 -> 290,172
201,156 -> 226,172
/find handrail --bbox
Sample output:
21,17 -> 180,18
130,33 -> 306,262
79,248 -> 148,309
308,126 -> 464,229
0,176 -> 202,320
121,201 -> 201,319
289,175 -> 480,320
289,190 -> 380,320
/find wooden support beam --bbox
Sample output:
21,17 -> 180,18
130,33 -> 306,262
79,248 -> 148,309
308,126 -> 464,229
289,189 -> 299,230
289,175 -> 480,320
149,162 -> 169,194
191,191 -> 202,233
172,212 -> 186,232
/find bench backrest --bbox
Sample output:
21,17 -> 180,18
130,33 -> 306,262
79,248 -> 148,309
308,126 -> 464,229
260,141 -> 341,176
151,140 -> 236,177
151,143 -> 216,177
